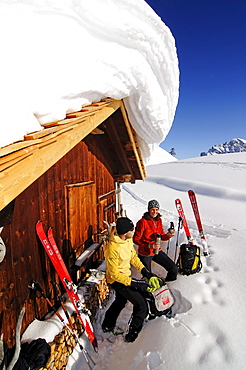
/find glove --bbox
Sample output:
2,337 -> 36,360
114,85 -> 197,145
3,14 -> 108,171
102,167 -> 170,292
147,276 -> 161,292
131,278 -> 151,292
141,267 -> 156,280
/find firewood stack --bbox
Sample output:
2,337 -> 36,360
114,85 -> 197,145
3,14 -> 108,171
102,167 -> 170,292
83,270 -> 110,314
40,315 -> 83,370
97,273 -> 110,307
40,271 -> 110,370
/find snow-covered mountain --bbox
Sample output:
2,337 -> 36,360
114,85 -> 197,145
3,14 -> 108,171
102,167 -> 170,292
200,138 -> 246,156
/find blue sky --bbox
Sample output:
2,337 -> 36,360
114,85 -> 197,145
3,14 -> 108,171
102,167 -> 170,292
145,0 -> 246,159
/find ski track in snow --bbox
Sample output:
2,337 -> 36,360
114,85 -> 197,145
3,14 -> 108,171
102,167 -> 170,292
122,183 -> 174,217
122,184 -> 231,240
162,159 -> 246,170
145,175 -> 246,203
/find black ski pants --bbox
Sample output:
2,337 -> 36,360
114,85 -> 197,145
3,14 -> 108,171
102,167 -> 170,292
102,281 -> 148,331
138,250 -> 178,281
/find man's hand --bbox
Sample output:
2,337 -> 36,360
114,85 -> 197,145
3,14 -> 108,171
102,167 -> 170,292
141,267 -> 156,280
131,279 -> 151,292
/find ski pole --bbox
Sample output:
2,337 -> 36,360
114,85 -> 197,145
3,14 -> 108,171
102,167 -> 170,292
166,239 -> 170,256
166,222 -> 175,256
49,282 -> 96,367
174,217 -> 182,263
50,280 -> 74,329
29,280 -> 95,370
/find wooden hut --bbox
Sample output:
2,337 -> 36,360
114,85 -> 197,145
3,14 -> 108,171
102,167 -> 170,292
0,98 -> 146,347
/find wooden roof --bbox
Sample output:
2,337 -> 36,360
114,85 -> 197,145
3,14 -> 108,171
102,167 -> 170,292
0,99 -> 146,211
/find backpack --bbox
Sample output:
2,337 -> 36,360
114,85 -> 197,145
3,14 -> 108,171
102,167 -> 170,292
1,339 -> 50,370
177,244 -> 202,275
145,277 -> 175,318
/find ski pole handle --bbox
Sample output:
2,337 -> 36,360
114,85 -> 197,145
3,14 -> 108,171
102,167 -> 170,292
168,222 -> 175,234
50,280 -> 60,299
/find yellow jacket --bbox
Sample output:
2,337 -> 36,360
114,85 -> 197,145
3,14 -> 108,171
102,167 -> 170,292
104,230 -> 144,286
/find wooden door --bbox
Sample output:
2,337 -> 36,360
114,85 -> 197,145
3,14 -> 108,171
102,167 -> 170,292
65,181 -> 97,254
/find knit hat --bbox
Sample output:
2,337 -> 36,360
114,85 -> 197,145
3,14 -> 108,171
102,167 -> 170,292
116,217 -> 134,235
148,199 -> 160,210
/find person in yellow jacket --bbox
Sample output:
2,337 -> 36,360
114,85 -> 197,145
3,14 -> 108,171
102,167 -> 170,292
102,217 -> 155,343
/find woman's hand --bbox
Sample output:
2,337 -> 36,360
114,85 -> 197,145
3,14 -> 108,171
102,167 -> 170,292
152,241 -> 162,250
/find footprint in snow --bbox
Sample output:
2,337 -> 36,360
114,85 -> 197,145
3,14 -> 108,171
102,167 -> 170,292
146,351 -> 162,369
188,322 -> 233,366
202,253 -> 220,273
193,275 -> 224,306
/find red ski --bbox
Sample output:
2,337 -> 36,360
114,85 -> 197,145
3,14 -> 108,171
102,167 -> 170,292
175,199 -> 193,245
188,190 -> 209,256
36,221 -> 98,351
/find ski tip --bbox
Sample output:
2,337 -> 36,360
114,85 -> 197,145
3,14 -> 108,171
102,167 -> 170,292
188,189 -> 195,195
47,227 -> 54,238
36,220 -> 43,229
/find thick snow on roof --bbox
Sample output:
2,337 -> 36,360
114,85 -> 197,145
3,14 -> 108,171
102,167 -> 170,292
0,0 -> 179,161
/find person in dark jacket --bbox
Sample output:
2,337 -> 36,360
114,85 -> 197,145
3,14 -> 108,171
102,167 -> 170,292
133,199 -> 178,281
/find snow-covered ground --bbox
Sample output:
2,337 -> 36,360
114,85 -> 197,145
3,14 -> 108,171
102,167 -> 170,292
50,149 -> 242,369
22,149 -> 246,369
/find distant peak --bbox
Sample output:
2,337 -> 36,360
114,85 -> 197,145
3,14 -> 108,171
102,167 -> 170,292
200,138 -> 246,156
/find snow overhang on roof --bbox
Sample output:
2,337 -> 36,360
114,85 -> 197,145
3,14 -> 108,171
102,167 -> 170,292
0,98 -> 145,211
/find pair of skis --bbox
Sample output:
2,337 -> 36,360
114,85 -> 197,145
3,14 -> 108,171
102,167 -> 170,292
175,190 -> 209,256
36,221 -> 98,353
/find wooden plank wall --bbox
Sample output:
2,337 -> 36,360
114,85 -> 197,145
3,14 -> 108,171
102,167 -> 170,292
0,140 -> 116,347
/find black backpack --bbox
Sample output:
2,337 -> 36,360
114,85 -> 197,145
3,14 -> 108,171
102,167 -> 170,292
1,338 -> 50,370
177,244 -> 202,275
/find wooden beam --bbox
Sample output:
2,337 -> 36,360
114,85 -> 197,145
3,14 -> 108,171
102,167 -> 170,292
91,128 -> 104,135
120,103 -> 146,180
0,99 -> 122,211
114,174 -> 133,183
23,120 -> 81,141
106,116 -> 135,179
84,134 -> 117,176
